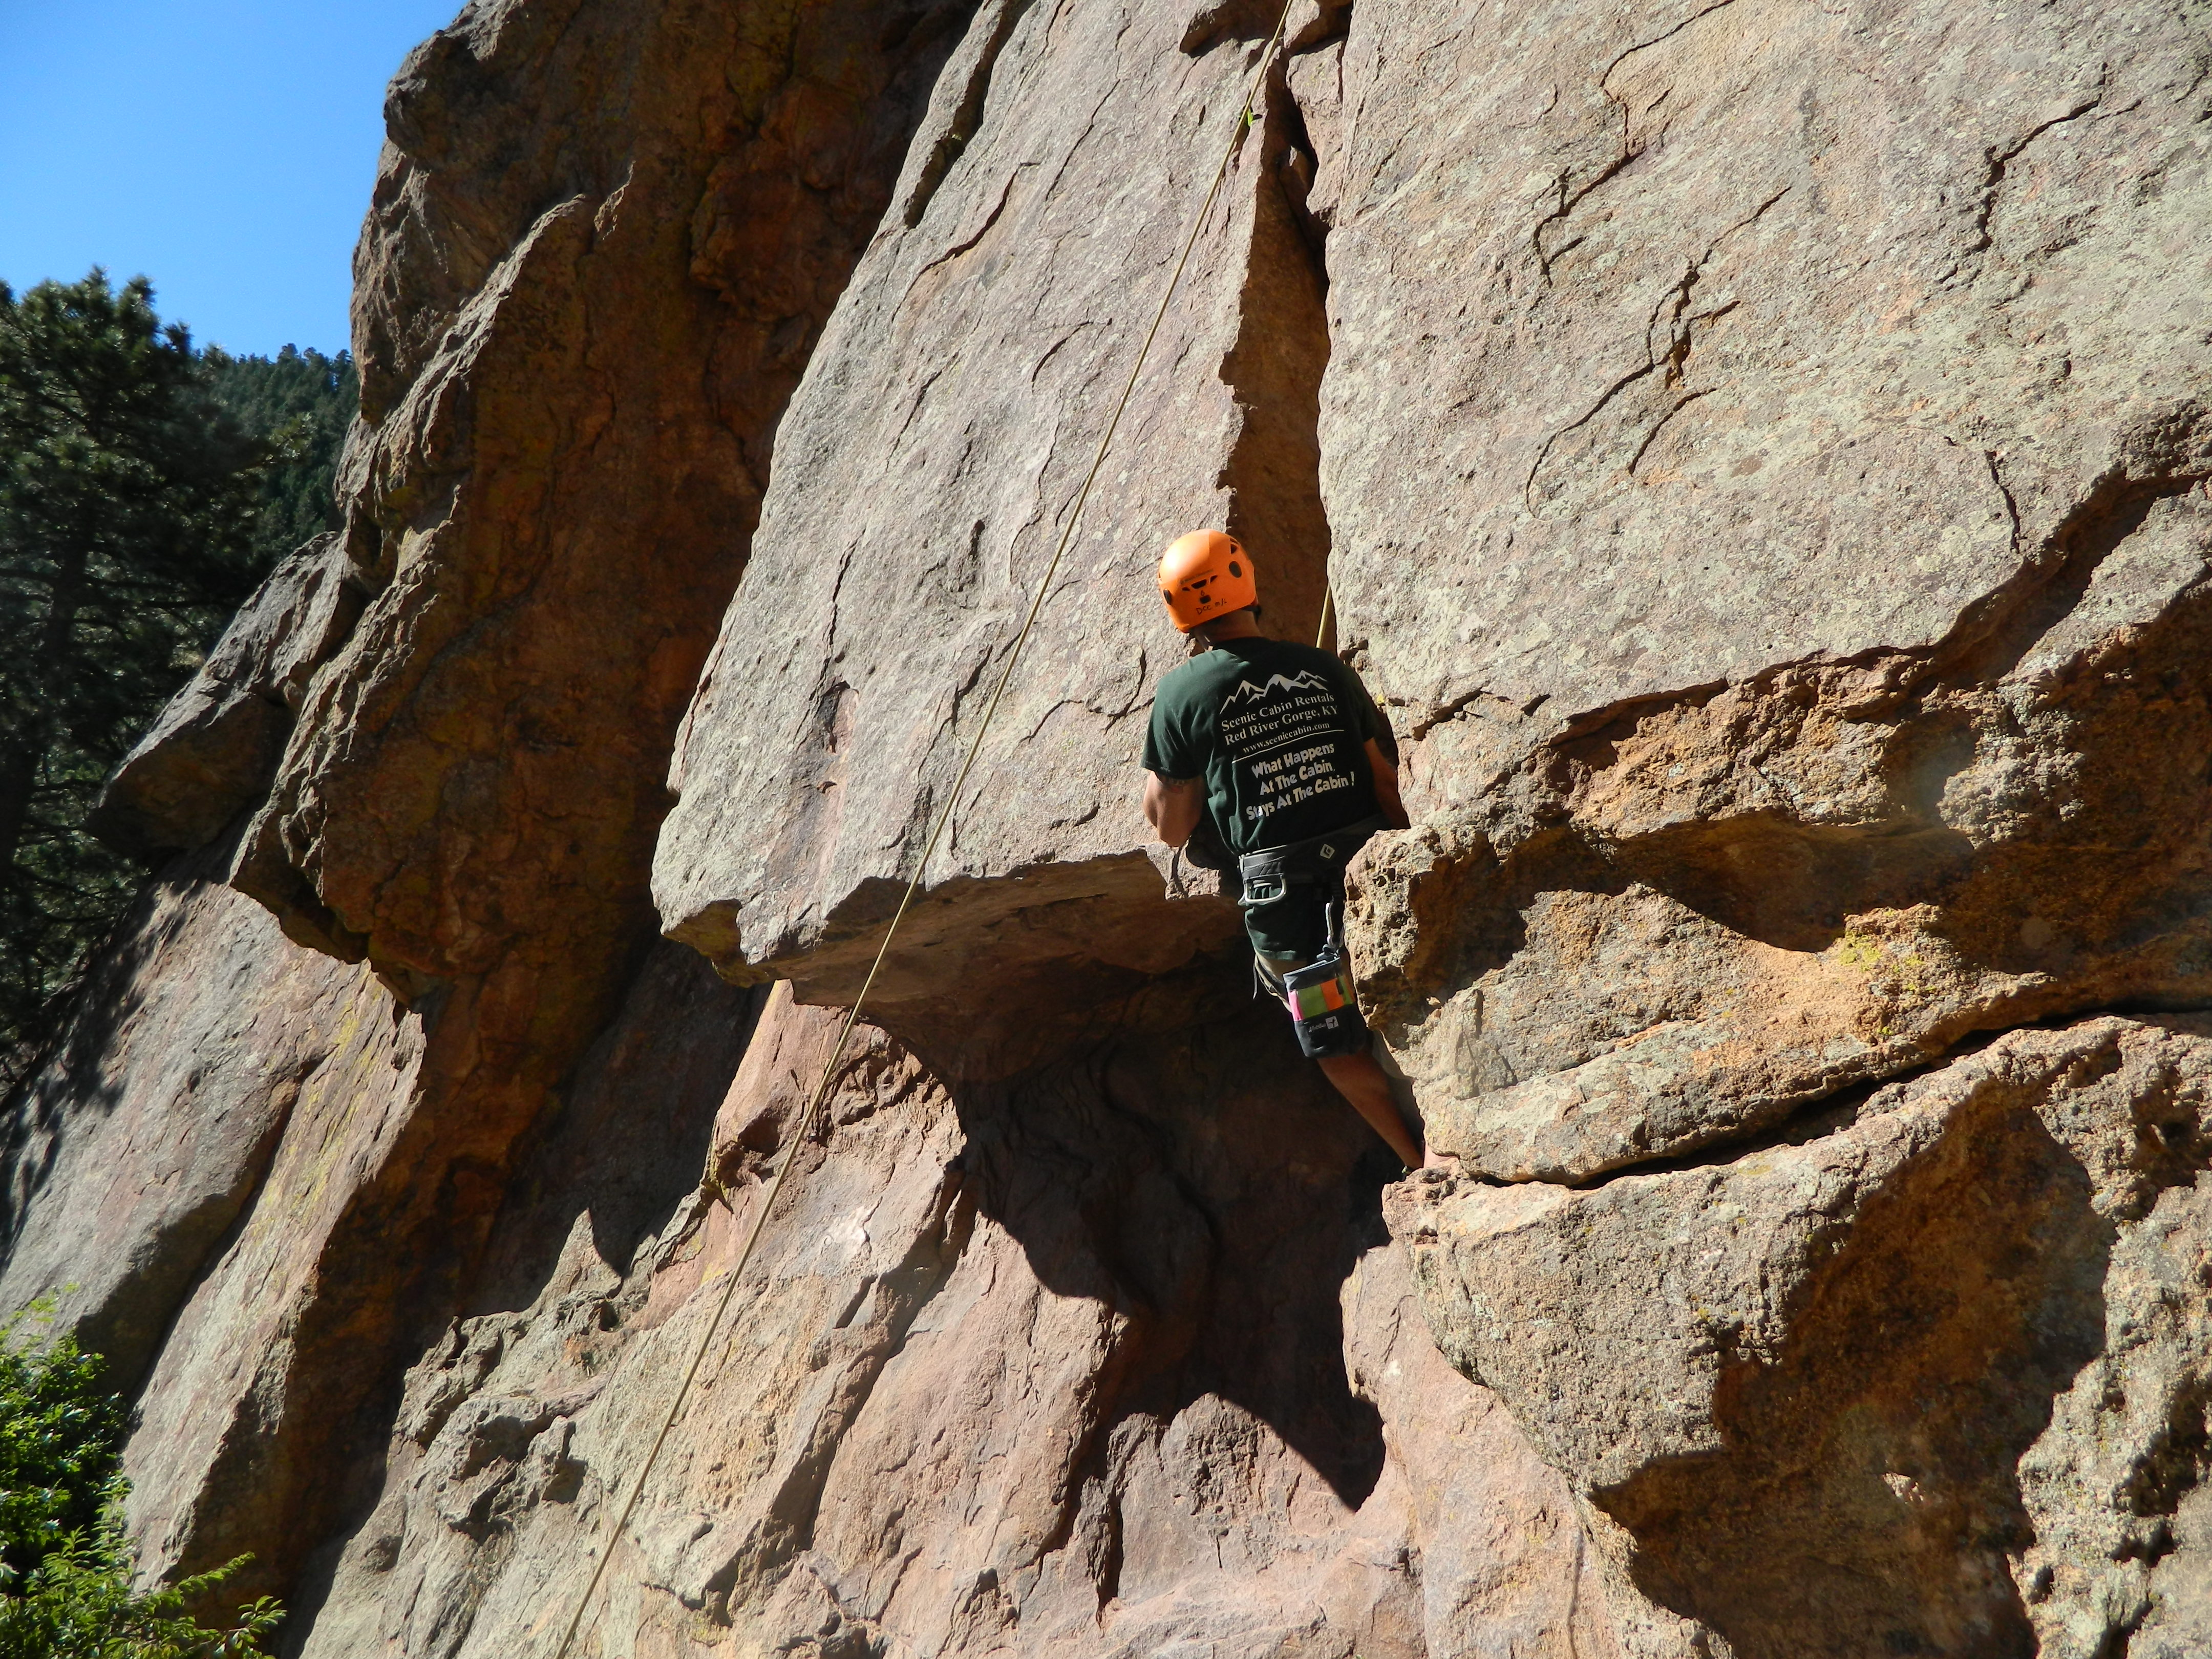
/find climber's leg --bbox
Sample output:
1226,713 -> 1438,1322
1314,1048 -> 1427,1168
1257,944 -> 1429,1169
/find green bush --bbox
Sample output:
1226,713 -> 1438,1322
0,1304 -> 281,1656
0,1311 -> 123,1580
0,1533 -> 282,1659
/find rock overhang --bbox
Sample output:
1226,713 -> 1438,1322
663,846 -> 1246,1071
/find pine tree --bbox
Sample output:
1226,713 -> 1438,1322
0,273 -> 271,1079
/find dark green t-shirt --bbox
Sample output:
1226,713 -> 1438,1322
1142,637 -> 1382,857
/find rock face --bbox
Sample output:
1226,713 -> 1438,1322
293,984 -> 1614,1658
3,0 -> 2210,1654
0,833 -> 369,1392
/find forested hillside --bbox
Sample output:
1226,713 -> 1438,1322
203,344 -> 357,565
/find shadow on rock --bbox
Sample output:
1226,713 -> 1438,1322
929,950 -> 1395,1508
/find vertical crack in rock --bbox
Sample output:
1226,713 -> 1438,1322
19,0 -> 2212,1651
649,0 -> 1348,1062
898,0 -> 1038,228
1217,63 -> 1336,651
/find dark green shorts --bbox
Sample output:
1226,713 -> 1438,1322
1241,880 -> 1338,963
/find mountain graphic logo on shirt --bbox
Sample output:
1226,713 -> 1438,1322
1222,669 -> 1330,710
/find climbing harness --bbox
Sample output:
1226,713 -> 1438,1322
547,3 -> 1305,1653
1236,817 -> 1384,916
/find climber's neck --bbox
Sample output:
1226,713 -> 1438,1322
1192,608 -> 1265,647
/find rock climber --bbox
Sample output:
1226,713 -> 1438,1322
1139,529 -> 1432,1169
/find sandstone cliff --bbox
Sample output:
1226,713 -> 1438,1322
5,0 -> 2210,1654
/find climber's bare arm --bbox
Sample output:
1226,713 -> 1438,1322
1366,739 -> 1410,831
1145,773 -> 1202,848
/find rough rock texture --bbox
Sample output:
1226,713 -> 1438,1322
1355,560 -> 2212,1185
3,0 -> 2210,1654
1324,0 -> 2212,1186
236,0 -> 977,986
11,0 -> 988,1613
1313,0 -> 2211,725
290,985 -> 1613,1658
1400,1016 -> 2212,1658
0,835 -> 369,1391
1308,0 -> 2212,1644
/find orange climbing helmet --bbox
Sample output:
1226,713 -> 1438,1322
1157,529 -> 1257,632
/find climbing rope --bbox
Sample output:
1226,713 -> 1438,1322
547,5 -> 1303,1653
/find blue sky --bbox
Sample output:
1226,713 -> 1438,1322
1,0 -> 461,357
